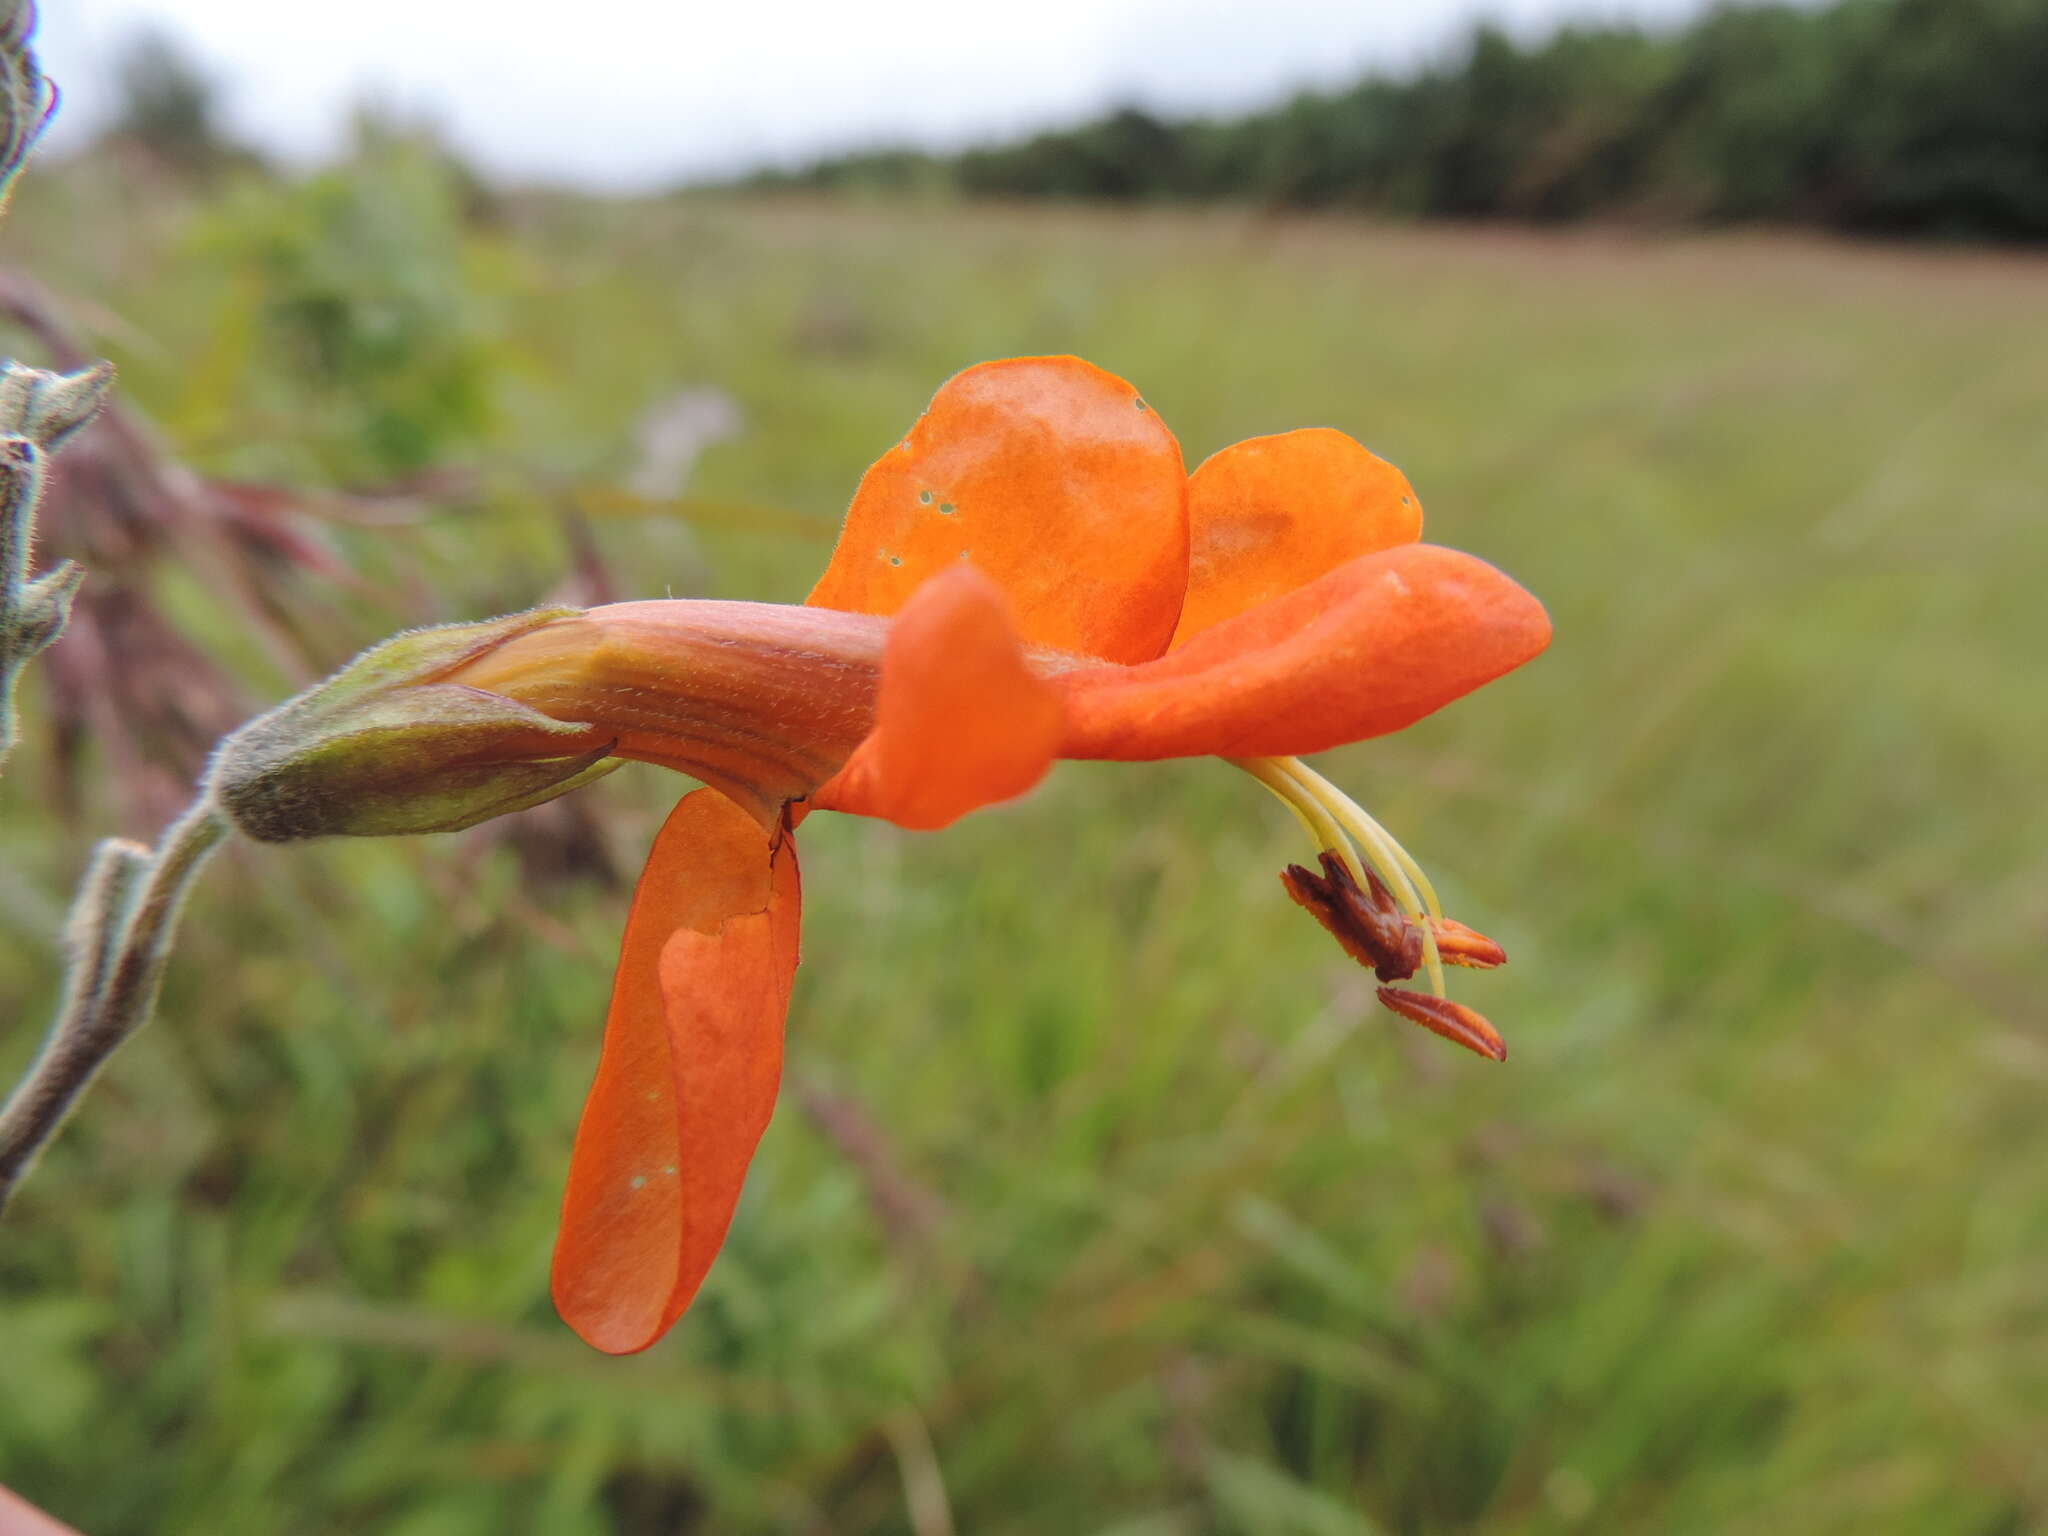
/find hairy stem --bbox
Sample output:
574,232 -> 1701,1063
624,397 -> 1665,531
0,362 -> 114,777
0,796 -> 229,1212
0,431 -> 43,771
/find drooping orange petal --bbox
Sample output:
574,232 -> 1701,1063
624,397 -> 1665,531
811,566 -> 1064,830
553,788 -> 801,1354
1057,542 -> 1551,761
807,356 -> 1189,663
1171,429 -> 1423,647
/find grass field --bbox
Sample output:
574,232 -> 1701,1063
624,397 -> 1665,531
2,168 -> 2046,1534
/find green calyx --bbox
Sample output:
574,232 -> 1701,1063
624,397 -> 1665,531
209,608 -> 621,842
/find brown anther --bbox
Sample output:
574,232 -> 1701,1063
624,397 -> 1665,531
1375,987 -> 1508,1062
1429,917 -> 1508,969
1281,851 -> 1422,982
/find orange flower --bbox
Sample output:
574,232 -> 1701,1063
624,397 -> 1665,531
445,356 -> 1550,1353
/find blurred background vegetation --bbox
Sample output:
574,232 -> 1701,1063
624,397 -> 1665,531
760,0 -> 2048,242
1,4 -> 2046,1532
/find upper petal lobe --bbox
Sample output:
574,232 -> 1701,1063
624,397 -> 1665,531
808,356 -> 1189,664
1171,428 -> 1423,646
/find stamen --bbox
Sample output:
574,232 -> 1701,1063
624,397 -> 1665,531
1232,755 -> 1445,996
1236,754 -> 1365,883
1273,757 -> 1446,996
1431,917 -> 1506,969
1234,755 -> 1512,1061
1280,851 -> 1421,983
1375,987 -> 1507,1062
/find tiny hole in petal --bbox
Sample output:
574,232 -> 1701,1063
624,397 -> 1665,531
938,502 -> 956,515
919,490 -> 934,504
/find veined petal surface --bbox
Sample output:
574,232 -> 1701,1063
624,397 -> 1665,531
553,788 -> 800,1354
445,600 -> 886,827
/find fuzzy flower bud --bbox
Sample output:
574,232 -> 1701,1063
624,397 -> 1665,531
209,608 -> 620,842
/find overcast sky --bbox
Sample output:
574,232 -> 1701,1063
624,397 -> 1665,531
43,0 -> 1721,189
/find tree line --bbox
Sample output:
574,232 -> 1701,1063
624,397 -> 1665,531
748,0 -> 2048,240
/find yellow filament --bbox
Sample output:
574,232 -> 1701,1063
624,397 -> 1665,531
1234,755 -> 1364,880
1232,754 -> 1447,998
1281,759 -> 1444,924
1278,757 -> 1445,997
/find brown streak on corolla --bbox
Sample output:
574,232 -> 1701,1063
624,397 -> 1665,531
443,600 -> 893,825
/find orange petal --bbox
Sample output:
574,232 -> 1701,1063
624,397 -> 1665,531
1171,428 -> 1423,647
1058,542 -> 1551,761
807,356 -> 1189,664
553,788 -> 801,1354
811,566 -> 1063,830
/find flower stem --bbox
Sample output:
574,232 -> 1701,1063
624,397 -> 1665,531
0,795 -> 229,1213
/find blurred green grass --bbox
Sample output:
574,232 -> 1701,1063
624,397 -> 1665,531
2,173 -> 2046,1535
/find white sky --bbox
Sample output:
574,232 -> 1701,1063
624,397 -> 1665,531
42,0 -> 1719,189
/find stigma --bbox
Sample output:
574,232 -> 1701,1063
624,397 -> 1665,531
1236,755 -> 1510,1061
